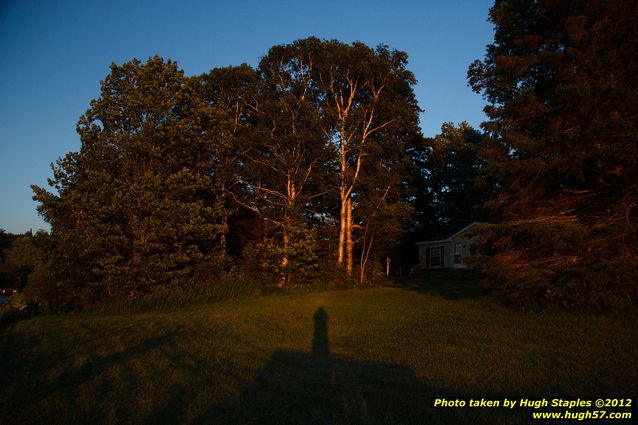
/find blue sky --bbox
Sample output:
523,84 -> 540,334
0,0 -> 494,234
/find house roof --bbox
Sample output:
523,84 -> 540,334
415,222 -> 481,245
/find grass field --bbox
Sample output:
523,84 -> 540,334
1,275 -> 637,424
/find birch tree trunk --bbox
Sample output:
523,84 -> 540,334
346,197 -> 353,275
338,195 -> 346,266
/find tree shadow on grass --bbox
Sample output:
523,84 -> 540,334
1,329 -> 184,425
199,307 -> 504,425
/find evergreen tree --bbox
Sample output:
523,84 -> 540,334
468,0 -> 638,305
32,57 -> 225,299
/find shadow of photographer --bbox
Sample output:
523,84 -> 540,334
200,307 -> 491,424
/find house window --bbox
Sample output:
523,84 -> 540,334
430,247 -> 442,266
454,243 -> 463,264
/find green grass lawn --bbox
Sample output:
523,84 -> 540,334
1,276 -> 637,424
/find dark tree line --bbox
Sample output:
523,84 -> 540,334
0,230 -> 52,299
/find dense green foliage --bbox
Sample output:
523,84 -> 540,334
468,0 -> 638,305
32,57 -> 226,300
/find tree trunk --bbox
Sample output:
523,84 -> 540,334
219,183 -> 228,254
337,194 -> 346,267
220,212 -> 227,253
359,225 -> 374,284
346,197 -> 353,276
279,227 -> 289,287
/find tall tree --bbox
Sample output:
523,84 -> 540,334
305,38 -> 421,276
468,0 -> 638,305
239,38 -> 420,282
32,57 -> 225,298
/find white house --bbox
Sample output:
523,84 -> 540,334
415,222 -> 480,270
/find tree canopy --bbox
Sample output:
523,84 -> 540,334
32,57 -> 226,298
